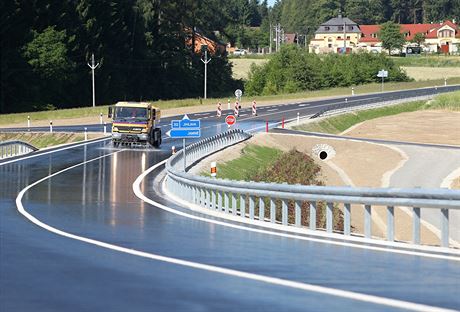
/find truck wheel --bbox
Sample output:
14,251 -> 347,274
152,128 -> 161,148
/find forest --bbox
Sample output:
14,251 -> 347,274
1,0 -> 459,113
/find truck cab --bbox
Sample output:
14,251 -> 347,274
108,102 -> 162,147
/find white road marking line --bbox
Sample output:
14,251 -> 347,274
267,109 -> 278,112
11,127 -> 458,312
0,137 -> 111,166
133,162 -> 456,311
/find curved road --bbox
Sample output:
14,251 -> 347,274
1,87 -> 460,311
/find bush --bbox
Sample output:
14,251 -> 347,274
245,45 -> 411,96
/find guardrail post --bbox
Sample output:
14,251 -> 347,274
282,199 -> 288,226
441,209 -> 449,247
344,203 -> 351,235
232,193 -> 237,216
387,206 -> 394,242
270,198 -> 276,223
211,190 -> 216,210
326,202 -> 333,233
310,202 -> 316,230
364,204 -> 372,239
259,197 -> 265,221
224,192 -> 229,213
295,201 -> 301,227
200,188 -> 205,207
240,194 -> 246,218
412,207 -> 420,244
249,196 -> 255,220
217,191 -> 222,211
206,189 -> 211,209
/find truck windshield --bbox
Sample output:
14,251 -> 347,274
115,107 -> 148,120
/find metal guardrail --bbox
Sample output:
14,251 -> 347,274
165,132 -> 460,248
0,140 -> 38,159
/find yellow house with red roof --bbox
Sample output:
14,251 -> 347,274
310,15 -> 460,54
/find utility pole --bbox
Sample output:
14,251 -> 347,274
87,53 -> 99,107
201,45 -> 211,99
343,22 -> 347,54
269,22 -> 272,54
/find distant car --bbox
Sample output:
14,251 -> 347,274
233,49 -> 247,56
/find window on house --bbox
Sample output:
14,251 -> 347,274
328,44 -> 332,48
337,36 -> 341,39
338,26 -> 344,31
325,26 -> 330,31
348,26 -> 354,30
347,36 -> 350,39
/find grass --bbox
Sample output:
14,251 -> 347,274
293,90 -> 460,134
1,76 -> 460,127
203,145 -> 283,180
401,66 -> 460,81
0,132 -> 100,148
392,55 -> 460,67
229,58 -> 269,79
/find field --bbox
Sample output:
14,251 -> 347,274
230,58 -> 269,79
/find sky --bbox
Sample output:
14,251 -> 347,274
267,0 -> 276,7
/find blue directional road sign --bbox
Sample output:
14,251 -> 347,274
169,114 -> 201,138
169,129 -> 201,138
171,119 -> 200,129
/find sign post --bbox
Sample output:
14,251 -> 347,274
377,69 -> 388,92
168,114 -> 201,171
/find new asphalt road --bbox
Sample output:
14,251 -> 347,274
1,86 -> 460,311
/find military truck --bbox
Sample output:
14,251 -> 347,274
108,101 -> 162,147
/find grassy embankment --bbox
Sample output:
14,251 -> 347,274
202,145 -> 343,229
293,90 -> 460,134
2,77 -> 460,127
0,132 -> 103,149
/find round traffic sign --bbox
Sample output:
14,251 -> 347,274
225,115 -> 236,126
234,89 -> 243,98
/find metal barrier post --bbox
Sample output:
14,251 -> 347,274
387,206 -> 394,242
412,207 -> 421,244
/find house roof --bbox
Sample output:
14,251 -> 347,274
315,14 -> 361,34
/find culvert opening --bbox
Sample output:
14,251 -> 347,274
319,151 -> 328,160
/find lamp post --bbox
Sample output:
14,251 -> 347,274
87,53 -> 99,107
200,44 -> 211,99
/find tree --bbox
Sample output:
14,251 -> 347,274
379,21 -> 405,55
22,26 -> 75,79
411,32 -> 425,46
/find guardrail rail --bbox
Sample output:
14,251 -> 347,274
0,140 -> 38,160
165,130 -> 460,248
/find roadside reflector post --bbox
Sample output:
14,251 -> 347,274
210,161 -> 217,177
49,121 -> 53,133
227,98 -> 231,110
103,122 -> 107,134
100,113 -> 103,124
345,98 -> 348,103
351,87 -> 355,96
172,146 -> 176,155
84,127 -> 88,141
445,77 -> 447,86
27,116 -> 30,130
282,117 -> 285,129
217,101 -> 222,117
297,112 -> 300,125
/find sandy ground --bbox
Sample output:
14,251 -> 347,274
401,66 -> 460,81
341,110 -> 460,146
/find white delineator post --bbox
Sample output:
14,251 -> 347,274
87,53 -> 100,107
445,77 -> 447,86
252,100 -> 257,116
49,121 -> 53,133
352,87 -> 355,96
103,122 -> 107,135
217,102 -> 222,117
297,112 -> 300,125
84,127 -> 88,141
27,116 -> 30,130
100,113 -> 103,124
227,98 -> 230,110
210,161 -> 217,177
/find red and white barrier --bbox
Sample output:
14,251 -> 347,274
234,101 -> 239,116
217,101 -> 222,117
252,100 -> 257,116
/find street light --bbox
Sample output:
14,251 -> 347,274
200,44 -> 211,99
